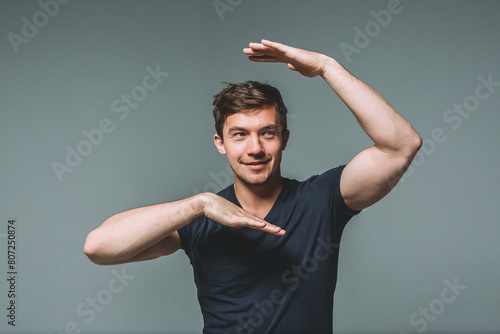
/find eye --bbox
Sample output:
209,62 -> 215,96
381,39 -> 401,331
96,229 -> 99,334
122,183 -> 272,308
233,132 -> 246,138
263,130 -> 276,138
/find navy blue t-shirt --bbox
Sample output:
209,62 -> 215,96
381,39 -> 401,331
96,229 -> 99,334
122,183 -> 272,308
178,166 -> 358,334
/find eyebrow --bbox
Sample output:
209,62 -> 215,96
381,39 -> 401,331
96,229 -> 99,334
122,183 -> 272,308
227,124 -> 280,133
227,126 -> 247,133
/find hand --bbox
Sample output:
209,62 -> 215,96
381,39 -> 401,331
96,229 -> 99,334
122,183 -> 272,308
243,39 -> 331,78
200,193 -> 285,236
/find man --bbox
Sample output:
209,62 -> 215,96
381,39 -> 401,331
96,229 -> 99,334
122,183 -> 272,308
84,40 -> 422,333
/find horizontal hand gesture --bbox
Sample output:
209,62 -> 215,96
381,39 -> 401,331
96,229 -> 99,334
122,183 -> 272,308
201,193 -> 285,236
243,39 -> 330,78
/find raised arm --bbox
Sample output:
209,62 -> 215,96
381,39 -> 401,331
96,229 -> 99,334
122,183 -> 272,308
84,192 -> 285,265
244,40 -> 422,211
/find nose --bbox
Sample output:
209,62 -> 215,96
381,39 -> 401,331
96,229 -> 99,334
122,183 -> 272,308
247,134 -> 264,156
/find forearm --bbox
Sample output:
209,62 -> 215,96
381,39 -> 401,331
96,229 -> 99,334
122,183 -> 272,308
321,58 -> 421,153
84,194 -> 204,264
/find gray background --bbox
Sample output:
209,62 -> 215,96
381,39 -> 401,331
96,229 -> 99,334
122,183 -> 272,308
1,0 -> 499,333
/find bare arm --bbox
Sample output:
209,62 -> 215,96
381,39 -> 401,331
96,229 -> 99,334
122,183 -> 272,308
84,192 -> 285,265
244,40 -> 422,211
321,59 -> 422,210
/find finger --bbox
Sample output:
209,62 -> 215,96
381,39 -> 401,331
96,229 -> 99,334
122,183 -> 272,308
243,216 -> 285,236
245,217 -> 266,228
243,48 -> 270,57
248,42 -> 287,54
262,223 -> 286,236
244,45 -> 279,57
260,39 -> 292,54
247,55 -> 279,62
242,47 -> 255,55
247,42 -> 272,50
254,221 -> 286,236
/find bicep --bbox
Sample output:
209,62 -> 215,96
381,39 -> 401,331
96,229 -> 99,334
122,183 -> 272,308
340,145 -> 411,211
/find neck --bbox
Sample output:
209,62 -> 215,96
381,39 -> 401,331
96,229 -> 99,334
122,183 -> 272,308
233,174 -> 283,219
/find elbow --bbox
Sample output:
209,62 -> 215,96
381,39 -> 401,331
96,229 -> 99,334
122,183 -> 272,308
83,230 -> 108,265
401,129 -> 422,159
410,132 -> 423,155
399,133 -> 422,171
391,131 -> 422,170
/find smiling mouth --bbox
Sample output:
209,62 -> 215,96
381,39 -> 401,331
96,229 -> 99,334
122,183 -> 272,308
243,160 -> 270,169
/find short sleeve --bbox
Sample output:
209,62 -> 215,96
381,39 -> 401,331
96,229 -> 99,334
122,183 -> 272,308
177,216 -> 201,259
309,165 -> 360,241
177,186 -> 234,261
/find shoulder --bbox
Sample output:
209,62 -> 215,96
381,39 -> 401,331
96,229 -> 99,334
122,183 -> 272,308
286,165 -> 359,214
286,165 -> 346,195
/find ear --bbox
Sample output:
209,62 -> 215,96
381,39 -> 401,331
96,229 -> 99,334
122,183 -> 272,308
214,133 -> 226,155
281,129 -> 290,151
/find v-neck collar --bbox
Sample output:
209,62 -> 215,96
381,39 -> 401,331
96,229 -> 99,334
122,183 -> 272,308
227,178 -> 289,221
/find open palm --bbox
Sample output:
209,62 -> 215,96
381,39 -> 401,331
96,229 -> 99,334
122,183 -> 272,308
243,39 -> 329,78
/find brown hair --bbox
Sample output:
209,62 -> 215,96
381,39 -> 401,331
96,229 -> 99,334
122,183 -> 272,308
212,81 -> 288,138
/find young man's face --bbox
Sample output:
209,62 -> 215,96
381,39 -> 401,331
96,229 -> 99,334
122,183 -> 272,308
214,105 -> 290,187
